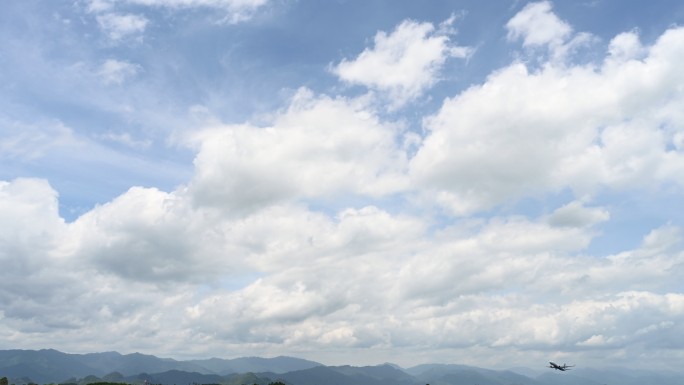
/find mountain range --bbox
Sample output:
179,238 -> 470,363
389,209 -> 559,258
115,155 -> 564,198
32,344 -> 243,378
0,349 -> 681,385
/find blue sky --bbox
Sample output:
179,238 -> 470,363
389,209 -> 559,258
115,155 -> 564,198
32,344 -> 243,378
2,0 -> 684,371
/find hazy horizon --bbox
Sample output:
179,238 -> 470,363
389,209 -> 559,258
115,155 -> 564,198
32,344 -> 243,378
2,0 -> 684,373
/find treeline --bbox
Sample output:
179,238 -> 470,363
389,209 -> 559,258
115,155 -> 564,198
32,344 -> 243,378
0,378 -> 288,385
80,381 -> 288,385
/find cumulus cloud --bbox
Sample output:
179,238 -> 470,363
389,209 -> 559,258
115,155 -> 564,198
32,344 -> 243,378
410,24 -> 684,215
187,88 -> 409,213
506,1 -> 594,62
607,30 -> 646,62
547,201 -> 610,228
0,179 -> 87,333
506,1 -> 571,48
333,18 -> 471,108
0,179 -> 65,269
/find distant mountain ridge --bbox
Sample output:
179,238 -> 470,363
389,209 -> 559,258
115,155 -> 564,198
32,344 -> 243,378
0,349 -> 681,385
0,349 -> 320,384
272,364 -> 416,385
189,355 -> 321,375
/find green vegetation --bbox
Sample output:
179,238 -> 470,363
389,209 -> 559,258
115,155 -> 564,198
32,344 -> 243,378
86,383 -> 129,385
0,374 -> 287,385
0,377 -> 288,385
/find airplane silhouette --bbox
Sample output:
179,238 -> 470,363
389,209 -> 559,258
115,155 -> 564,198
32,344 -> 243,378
548,362 -> 574,371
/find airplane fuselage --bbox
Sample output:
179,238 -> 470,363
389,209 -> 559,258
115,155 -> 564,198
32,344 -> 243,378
548,361 -> 573,371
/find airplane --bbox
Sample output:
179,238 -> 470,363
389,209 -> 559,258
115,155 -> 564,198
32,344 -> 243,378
548,362 -> 574,371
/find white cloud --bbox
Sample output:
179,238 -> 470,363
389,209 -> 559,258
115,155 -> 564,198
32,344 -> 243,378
547,201 -> 610,228
395,215 -> 596,306
639,224 -> 682,256
410,25 -> 684,215
176,213 -> 684,363
506,1 -> 571,48
506,1 -> 595,62
68,185 -> 265,284
96,12 -> 148,41
98,131 -> 152,148
1,170 -> 683,367
0,120 -> 80,160
85,0 -> 270,25
0,179 -> 83,332
333,19 -> 471,108
126,0 -> 269,23
187,88 -> 409,213
126,0 -> 266,6
608,30 -> 646,62
85,0 -> 114,13
97,59 -> 140,85
0,179 -> 65,267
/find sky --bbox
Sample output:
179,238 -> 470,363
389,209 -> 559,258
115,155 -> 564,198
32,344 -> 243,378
2,0 -> 684,372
